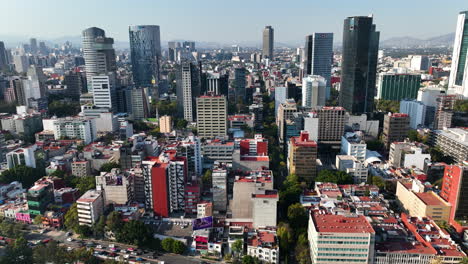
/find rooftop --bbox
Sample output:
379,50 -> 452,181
312,213 -> 375,234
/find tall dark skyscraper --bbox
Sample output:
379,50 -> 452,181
30,38 -> 38,54
340,16 -> 379,114
262,26 -> 274,59
303,33 -> 333,98
0,41 -> 7,70
129,25 -> 161,97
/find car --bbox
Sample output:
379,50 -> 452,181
39,230 -> 45,234
123,254 -> 130,259
66,238 -> 74,242
127,247 -> 135,252
136,257 -> 144,261
96,244 -> 103,249
109,244 -> 115,248
67,247 -> 73,251
66,232 -> 72,236
131,251 -> 138,256
120,249 -> 127,254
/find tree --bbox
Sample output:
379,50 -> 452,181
454,100 -> 468,112
106,211 -> 123,232
277,223 -> 293,262
408,130 -> 420,142
33,215 -> 43,225
116,220 -> 151,247
172,240 -> 186,254
74,176 -> 96,194
241,255 -> 260,264
369,176 -> 385,190
69,247 -> 100,264
175,119 -> 188,130
231,239 -> 243,257
75,224 -> 92,238
202,170 -> 212,188
0,236 -> 33,264
100,162 -> 120,172
33,240 -> 69,264
375,99 -> 400,113
0,221 -> 25,238
295,233 -> 311,264
287,203 -> 308,230
0,165 -> 44,188
161,238 -> 175,252
93,215 -> 107,238
315,170 -> 353,185
64,203 -> 79,231
366,139 -> 384,151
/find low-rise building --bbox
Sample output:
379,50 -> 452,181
247,229 -> 279,264
71,160 -> 91,177
389,142 -> 431,170
95,168 -> 134,205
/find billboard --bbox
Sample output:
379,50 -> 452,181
192,216 -> 213,230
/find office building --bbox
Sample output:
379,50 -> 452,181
129,25 -> 161,96
0,41 -> 7,70
252,190 -> 278,228
277,99 -> 298,144
410,55 -> 430,71
0,113 -> 43,140
305,106 -> 347,143
77,189 -> 104,226
233,67 -> 246,102
142,151 -> 187,217
176,62 -> 201,122
389,142 -> 431,170
168,41 -> 180,61
202,140 -> 234,167
91,73 -> 117,111
29,38 -> 38,54
431,128 -> 468,164
13,55 -> 29,73
341,132 -> 366,161
274,86 -> 287,116
396,181 -> 451,222
382,113 -> 410,148
449,11 -> 468,98
440,165 -> 468,231
303,33 -> 333,98
71,160 -> 91,177
340,16 -> 379,114
179,135 -> 203,177
96,168 -> 134,205
212,167 -> 228,212
196,95 -> 227,138
335,155 -> 368,183
288,131 -> 318,182
49,117 -> 97,144
63,70 -> 84,99
6,145 -> 37,169
399,100 -> 426,129
262,26 -> 274,59
308,213 -> 375,264
302,75 -> 326,107
82,27 -> 116,92
376,73 -> 421,101
159,115 -> 172,133
434,94 -> 455,130
130,87 -> 149,120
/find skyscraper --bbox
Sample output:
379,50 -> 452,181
82,27 -> 116,93
302,75 -> 326,108
449,11 -> 468,98
0,41 -> 7,70
91,73 -> 117,111
29,38 -> 38,54
129,25 -> 161,97
303,33 -> 333,98
176,62 -> 201,122
168,41 -> 180,61
340,16 -> 380,114
262,26 -> 274,59
196,95 -> 227,138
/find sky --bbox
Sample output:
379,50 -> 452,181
0,0 -> 466,45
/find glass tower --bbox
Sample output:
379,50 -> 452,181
449,11 -> 468,98
340,16 -> 379,114
303,33 -> 333,98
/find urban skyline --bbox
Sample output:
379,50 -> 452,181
0,0 -> 466,45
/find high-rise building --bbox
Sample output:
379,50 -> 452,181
431,128 -> 468,164
159,115 -> 172,133
168,41 -> 180,61
277,99 -> 298,145
77,189 -> 104,226
308,213 -> 375,264
13,55 -> 29,73
440,165 -> 468,230
206,72 -> 228,96
129,25 -> 161,96
23,65 -> 46,101
340,16 -> 379,114
49,117 -> 97,144
410,55 -> 430,71
303,33 -> 333,98
376,73 -> 421,101
182,41 -> 196,52
400,100 -> 427,129
29,38 -> 38,54
449,11 -> 468,98
234,67 -> 247,102
262,26 -> 274,59
212,166 -> 228,212
176,62 -> 201,122
274,86 -> 287,116
288,131 -> 318,182
434,94 -> 456,130
196,95 -> 227,138
302,75 -> 326,107
382,113 -> 410,148
6,145 -> 37,169
0,41 -> 7,70
63,70 -> 84,99
91,73 -> 117,111
142,151 -> 187,217
82,27 -> 116,92
130,87 -> 149,120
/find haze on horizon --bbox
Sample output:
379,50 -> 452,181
0,0 -> 466,44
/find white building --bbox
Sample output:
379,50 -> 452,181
95,168 -> 134,205
48,117 -> 97,144
246,230 -> 279,264
400,100 -> 427,129
308,213 -> 375,264
449,11 -> 468,98
302,75 -> 326,108
389,142 -> 431,170
6,145 -> 37,169
81,105 -> 118,133
13,55 -> 29,73
77,189 -> 104,226
336,155 -> 369,183
252,190 -> 278,228
410,55 -> 430,71
345,114 -> 379,138
91,73 -> 116,111
341,132 -> 367,162
417,86 -> 446,107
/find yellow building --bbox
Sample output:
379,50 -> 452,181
288,131 -> 317,183
396,181 -> 451,222
159,115 -> 172,133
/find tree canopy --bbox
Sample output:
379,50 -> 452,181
315,170 -> 354,185
0,165 -> 45,188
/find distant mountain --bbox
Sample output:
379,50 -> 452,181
380,33 -> 455,48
